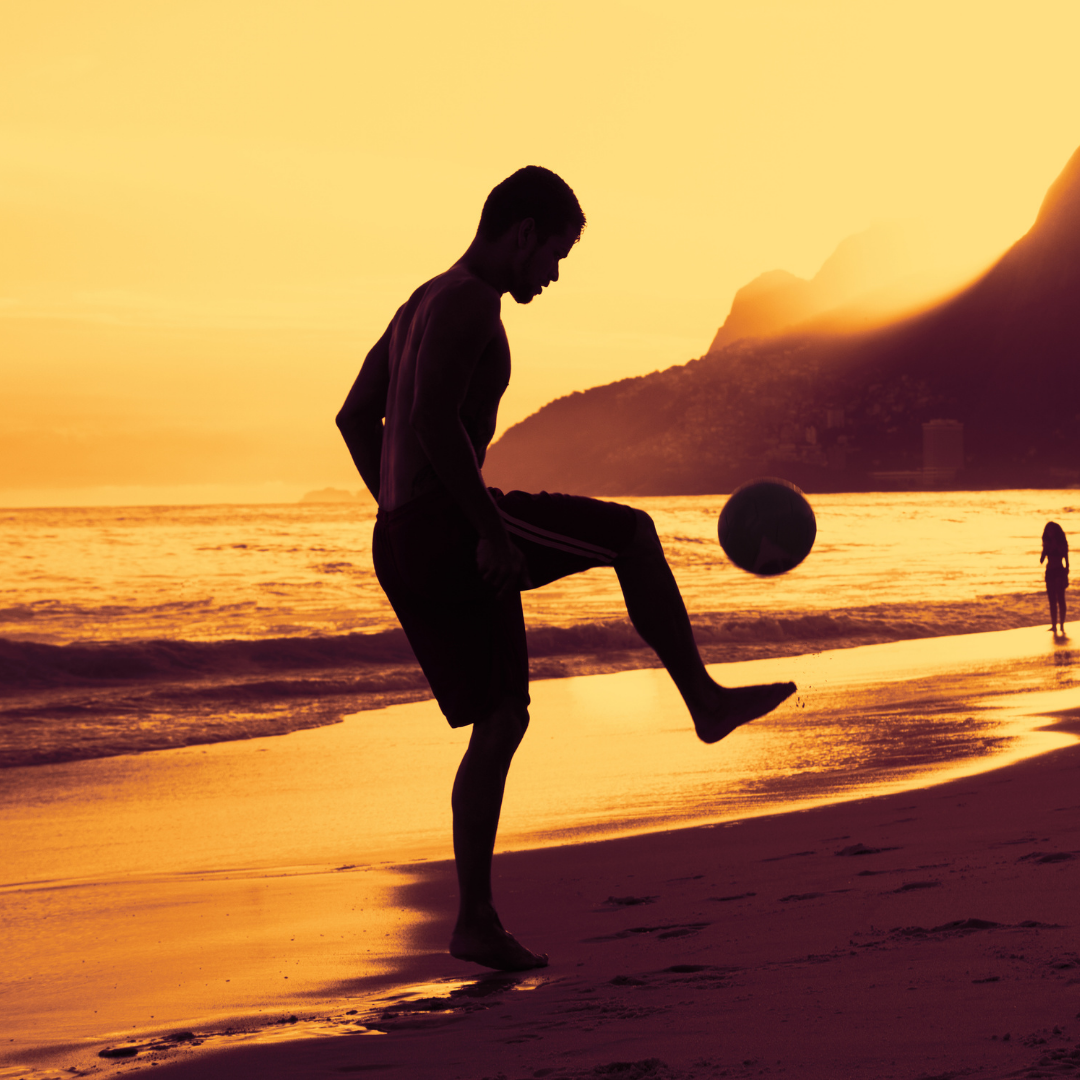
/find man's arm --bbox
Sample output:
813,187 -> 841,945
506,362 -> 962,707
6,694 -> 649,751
336,323 -> 392,502
410,281 -> 528,595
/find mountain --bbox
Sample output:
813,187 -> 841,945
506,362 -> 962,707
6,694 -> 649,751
707,224 -> 927,350
484,147 -> 1080,495
861,144 -> 1080,472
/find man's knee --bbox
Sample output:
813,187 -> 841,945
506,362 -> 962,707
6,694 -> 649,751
497,698 -> 530,744
472,698 -> 530,757
624,508 -> 663,557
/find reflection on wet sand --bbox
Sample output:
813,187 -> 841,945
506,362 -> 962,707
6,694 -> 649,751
496,626 -> 1077,849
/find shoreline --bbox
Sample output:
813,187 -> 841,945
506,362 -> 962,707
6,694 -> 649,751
0,591 -> 1052,769
17,706 -> 1080,1080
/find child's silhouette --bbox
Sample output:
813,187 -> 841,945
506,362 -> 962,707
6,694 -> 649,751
1041,521 -> 1069,636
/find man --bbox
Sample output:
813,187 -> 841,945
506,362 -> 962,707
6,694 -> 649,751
337,166 -> 795,972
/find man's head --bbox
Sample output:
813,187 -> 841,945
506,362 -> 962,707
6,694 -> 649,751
476,167 -> 585,304
478,166 -> 585,246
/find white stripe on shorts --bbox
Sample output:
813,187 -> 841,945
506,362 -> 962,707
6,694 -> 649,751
499,510 -> 620,564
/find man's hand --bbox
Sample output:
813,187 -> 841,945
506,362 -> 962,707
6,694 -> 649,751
477,536 -> 532,597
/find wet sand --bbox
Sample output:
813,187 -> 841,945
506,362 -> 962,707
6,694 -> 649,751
150,726 -> 1080,1080
3,627 -> 1079,1079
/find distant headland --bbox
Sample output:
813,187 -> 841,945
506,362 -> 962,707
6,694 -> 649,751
484,145 -> 1080,496
299,487 -> 371,504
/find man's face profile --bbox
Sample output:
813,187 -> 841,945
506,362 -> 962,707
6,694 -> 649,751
508,223 -> 580,305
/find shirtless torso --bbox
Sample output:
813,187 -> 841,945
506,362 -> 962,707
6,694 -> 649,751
378,267 -> 510,511
338,223 -> 576,597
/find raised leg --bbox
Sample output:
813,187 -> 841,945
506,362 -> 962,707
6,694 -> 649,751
614,509 -> 795,743
448,698 -> 548,971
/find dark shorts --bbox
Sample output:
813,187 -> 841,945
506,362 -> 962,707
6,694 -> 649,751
372,488 -> 638,728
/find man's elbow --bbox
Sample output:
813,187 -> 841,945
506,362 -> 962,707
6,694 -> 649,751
337,401 -> 380,436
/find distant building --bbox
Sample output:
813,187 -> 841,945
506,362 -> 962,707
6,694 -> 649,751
922,419 -> 964,482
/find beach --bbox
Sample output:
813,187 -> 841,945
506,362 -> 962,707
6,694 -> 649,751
4,625 -> 1080,1080
146,728 -> 1080,1080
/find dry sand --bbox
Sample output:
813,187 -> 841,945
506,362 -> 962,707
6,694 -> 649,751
21,710 -> 1078,1080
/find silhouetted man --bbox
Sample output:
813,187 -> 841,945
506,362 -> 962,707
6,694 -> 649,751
337,166 -> 795,971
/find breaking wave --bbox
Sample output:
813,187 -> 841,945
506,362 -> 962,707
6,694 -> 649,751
0,592 -> 1048,769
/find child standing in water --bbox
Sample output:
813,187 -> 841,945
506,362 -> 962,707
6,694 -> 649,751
1041,521 -> 1070,636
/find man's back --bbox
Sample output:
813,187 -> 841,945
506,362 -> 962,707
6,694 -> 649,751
379,266 -> 510,511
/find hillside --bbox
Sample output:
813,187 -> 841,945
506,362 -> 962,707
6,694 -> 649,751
707,223 -> 936,350
484,146 -> 1080,495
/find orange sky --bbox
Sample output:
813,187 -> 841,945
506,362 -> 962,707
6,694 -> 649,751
3,1 -> 1078,505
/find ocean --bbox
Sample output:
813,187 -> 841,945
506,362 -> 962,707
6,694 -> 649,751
1,489 -> 1076,769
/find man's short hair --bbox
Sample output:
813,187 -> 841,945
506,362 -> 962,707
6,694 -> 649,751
478,166 -> 586,243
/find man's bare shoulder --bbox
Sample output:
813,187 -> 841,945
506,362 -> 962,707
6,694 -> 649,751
415,266 -> 501,327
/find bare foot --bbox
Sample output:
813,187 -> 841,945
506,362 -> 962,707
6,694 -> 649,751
449,925 -> 549,971
691,681 -> 796,744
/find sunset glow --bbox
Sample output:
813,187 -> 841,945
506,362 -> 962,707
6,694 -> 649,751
3,1 -> 1078,504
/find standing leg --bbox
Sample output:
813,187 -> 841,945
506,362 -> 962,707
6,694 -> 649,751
614,509 -> 795,743
1061,589 -> 1067,634
448,698 -> 548,970
1049,586 -> 1059,632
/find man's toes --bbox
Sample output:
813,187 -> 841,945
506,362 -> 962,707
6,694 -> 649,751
450,929 -> 548,972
